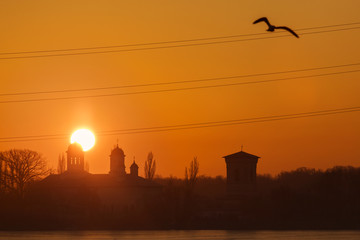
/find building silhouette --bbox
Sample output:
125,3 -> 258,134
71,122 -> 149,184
109,145 -> 126,176
66,143 -> 84,172
38,143 -> 161,215
223,150 -> 260,195
130,159 -> 139,177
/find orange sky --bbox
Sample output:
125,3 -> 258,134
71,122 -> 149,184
0,0 -> 360,177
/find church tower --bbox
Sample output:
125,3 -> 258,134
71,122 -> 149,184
109,144 -> 126,176
130,158 -> 139,177
67,143 -> 84,172
223,150 -> 259,194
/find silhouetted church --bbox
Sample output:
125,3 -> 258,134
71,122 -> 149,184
38,143 -> 161,215
223,150 -> 260,195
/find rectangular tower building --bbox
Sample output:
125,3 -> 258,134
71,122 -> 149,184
223,150 -> 260,195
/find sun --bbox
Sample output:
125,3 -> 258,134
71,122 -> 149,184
70,129 -> 96,151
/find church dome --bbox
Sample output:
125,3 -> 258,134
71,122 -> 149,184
109,144 -> 126,176
130,161 -> 139,169
67,142 -> 83,153
130,159 -> 139,176
111,145 -> 125,157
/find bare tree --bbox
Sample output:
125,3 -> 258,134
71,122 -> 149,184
184,157 -> 200,218
185,156 -> 199,187
57,153 -> 66,174
144,151 -> 156,180
0,149 -> 49,198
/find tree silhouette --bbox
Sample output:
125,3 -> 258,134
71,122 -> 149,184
0,156 -> 7,192
185,156 -> 199,187
57,153 -> 66,174
144,151 -> 156,180
0,149 -> 49,198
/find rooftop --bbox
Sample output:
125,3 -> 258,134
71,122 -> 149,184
223,150 -> 260,159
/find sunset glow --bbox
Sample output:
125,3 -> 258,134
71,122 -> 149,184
1,1 -> 360,233
70,129 -> 95,151
0,0 -> 359,177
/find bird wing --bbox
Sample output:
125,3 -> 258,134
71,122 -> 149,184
253,17 -> 271,27
276,26 -> 299,38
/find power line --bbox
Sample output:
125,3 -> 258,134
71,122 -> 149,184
1,21 -> 359,56
97,106 -> 360,133
0,106 -> 359,143
0,26 -> 359,60
1,69 -> 359,104
1,62 -> 360,97
101,107 -> 360,135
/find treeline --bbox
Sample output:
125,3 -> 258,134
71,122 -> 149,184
1,148 -> 360,230
218,166 -> 360,229
253,166 -> 360,229
151,166 -> 360,229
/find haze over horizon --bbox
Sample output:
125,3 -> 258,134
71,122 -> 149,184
0,0 -> 360,177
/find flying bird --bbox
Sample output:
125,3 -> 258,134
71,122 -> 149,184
253,17 -> 299,38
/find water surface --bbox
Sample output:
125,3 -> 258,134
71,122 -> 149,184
0,230 -> 359,240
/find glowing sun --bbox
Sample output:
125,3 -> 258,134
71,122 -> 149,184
70,129 -> 95,151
